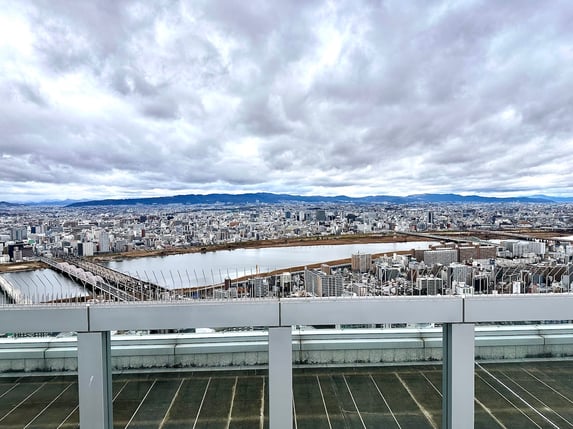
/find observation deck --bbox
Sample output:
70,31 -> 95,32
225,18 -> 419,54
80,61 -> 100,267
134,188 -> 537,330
2,294 -> 573,428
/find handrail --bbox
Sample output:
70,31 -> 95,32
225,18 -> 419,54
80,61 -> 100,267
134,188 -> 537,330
1,294 -> 572,334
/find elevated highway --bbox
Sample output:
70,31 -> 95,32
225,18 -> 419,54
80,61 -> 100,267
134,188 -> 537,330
394,230 -> 491,245
400,228 -> 572,244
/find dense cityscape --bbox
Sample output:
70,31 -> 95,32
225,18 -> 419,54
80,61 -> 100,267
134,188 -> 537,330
2,0 -> 573,426
1,201 -> 572,303
2,201 -> 572,256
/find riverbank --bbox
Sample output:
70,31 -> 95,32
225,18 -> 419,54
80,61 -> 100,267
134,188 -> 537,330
0,233 -> 426,275
0,261 -> 45,273
228,249 -> 414,286
91,233 -> 420,262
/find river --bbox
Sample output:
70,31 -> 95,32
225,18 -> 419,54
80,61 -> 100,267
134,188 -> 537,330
0,269 -> 89,304
105,241 -> 435,289
0,241 -> 435,300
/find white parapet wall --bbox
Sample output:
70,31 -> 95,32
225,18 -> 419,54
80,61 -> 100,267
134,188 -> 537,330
2,295 -> 573,372
2,324 -> 573,373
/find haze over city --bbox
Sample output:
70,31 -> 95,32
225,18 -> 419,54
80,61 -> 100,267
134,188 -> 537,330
1,0 -> 572,203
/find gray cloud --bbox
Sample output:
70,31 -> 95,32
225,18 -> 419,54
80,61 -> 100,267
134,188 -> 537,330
0,0 -> 572,202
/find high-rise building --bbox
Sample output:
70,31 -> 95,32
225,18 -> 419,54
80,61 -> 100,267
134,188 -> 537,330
252,277 -> 267,297
447,263 -> 471,288
214,288 -> 238,299
473,274 -> 490,294
77,242 -> 94,257
279,272 -> 292,294
7,243 -> 33,262
424,249 -> 458,266
322,272 -> 344,297
10,227 -> 27,241
31,225 -> 45,234
98,231 -> 111,253
304,269 -> 322,297
304,269 -> 344,297
417,277 -> 443,295
351,253 -> 372,273
501,240 -> 546,257
315,210 -> 326,222
376,265 -> 400,282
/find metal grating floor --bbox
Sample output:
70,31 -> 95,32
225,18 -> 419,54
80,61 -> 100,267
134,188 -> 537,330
1,362 -> 573,428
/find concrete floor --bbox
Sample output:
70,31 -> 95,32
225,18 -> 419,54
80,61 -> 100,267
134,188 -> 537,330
1,361 -> 573,428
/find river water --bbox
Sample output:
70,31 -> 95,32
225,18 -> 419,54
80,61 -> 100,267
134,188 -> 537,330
0,269 -> 89,304
0,241 -> 435,299
105,241 -> 435,289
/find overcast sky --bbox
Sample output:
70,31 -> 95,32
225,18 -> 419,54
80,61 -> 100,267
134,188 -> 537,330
1,0 -> 572,202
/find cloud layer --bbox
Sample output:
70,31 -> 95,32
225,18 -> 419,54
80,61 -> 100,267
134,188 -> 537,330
1,0 -> 572,202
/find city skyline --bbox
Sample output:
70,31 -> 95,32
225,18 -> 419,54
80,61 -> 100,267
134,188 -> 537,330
1,0 -> 573,203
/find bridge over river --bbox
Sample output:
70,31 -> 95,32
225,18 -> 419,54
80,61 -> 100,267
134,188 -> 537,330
39,256 -> 170,302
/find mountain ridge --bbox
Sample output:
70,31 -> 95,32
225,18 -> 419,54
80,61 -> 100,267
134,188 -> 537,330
64,192 -> 569,207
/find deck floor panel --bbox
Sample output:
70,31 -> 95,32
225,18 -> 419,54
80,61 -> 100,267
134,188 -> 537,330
0,362 -> 572,428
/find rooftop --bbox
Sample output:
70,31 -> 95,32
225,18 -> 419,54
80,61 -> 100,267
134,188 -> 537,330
2,361 -> 572,428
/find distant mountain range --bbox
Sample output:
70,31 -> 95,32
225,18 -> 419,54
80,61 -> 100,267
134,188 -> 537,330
25,199 -> 90,207
0,199 -> 89,207
64,192 -> 573,207
0,201 -> 24,207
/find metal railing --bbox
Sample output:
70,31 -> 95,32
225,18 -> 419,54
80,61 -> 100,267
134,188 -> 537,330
2,294 -> 573,429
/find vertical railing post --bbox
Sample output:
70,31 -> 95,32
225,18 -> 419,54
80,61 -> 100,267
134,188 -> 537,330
442,323 -> 475,429
77,331 -> 113,429
268,326 -> 293,429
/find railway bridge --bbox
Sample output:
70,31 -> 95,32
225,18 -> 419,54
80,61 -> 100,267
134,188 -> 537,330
40,256 -> 169,301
